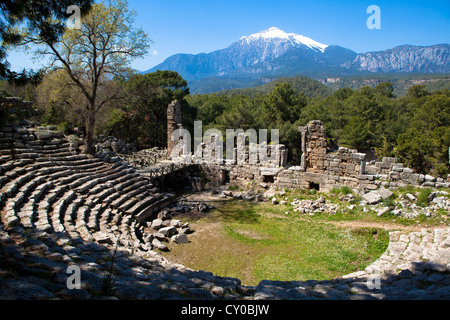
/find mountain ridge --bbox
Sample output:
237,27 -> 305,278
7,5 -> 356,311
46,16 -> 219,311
143,27 -> 450,94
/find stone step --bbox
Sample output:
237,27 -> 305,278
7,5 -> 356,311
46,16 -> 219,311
110,210 -> 123,231
118,197 -> 139,213
111,185 -> 151,211
57,168 -> 110,187
96,169 -> 129,186
2,175 -> 46,216
69,160 -> 107,172
98,207 -> 115,227
50,190 -> 77,233
121,178 -> 150,194
125,194 -> 163,216
0,167 -> 28,190
135,195 -> 173,223
101,191 -> 121,209
1,171 -> 36,198
0,162 -> 16,172
128,220 -> 141,243
67,166 -> 122,191
74,205 -> 90,227
1,148 -> 40,156
110,172 -> 139,186
12,175 -> 46,224
63,197 -> 84,236
32,147 -> 73,155
114,179 -> 136,193
90,187 -> 115,206
0,159 -> 34,172
87,203 -> 103,231
30,143 -> 71,151
78,179 -> 102,194
74,206 -> 95,242
35,164 -> 72,175
85,174 -> 132,203
35,154 -> 87,162
67,171 -> 109,190
0,150 -> 40,159
34,185 -> 67,231
34,209 -> 53,233
37,151 -> 74,158
19,196 -> 39,229
110,183 -> 144,209
15,208 -> 35,228
31,182 -> 54,205
46,169 -> 75,181
59,158 -> 105,167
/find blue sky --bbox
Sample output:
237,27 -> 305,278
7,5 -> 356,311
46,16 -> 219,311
6,0 -> 450,72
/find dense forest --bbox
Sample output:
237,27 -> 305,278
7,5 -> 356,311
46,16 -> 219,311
1,70 -> 449,177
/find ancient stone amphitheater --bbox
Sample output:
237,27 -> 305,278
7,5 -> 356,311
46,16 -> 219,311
0,104 -> 449,300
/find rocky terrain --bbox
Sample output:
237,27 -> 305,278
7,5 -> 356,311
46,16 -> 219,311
220,186 -> 450,220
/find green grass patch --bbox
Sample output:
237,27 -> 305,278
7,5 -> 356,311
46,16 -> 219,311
162,200 -> 389,286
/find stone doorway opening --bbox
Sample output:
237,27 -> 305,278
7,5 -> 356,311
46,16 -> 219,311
309,182 -> 320,191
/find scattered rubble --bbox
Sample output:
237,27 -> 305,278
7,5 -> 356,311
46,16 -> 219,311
362,188 -> 394,205
95,135 -> 136,155
140,199 -> 217,251
260,186 -> 449,220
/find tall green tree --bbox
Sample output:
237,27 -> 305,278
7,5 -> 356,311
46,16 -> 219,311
396,92 -> 450,175
0,0 -> 92,82
111,70 -> 190,148
262,82 -> 307,125
17,0 -> 150,154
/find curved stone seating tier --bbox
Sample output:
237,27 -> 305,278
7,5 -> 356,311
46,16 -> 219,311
0,126 -> 169,255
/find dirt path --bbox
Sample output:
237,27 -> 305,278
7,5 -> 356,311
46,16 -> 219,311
322,219 -> 424,232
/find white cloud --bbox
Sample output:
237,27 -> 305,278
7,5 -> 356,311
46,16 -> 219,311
151,50 -> 158,56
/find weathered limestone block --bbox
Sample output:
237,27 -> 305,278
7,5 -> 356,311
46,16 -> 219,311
362,187 -> 393,204
34,131 -> 54,140
171,234 -> 189,244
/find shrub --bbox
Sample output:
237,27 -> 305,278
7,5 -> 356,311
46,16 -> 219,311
330,186 -> 353,195
57,121 -> 74,135
417,188 -> 433,207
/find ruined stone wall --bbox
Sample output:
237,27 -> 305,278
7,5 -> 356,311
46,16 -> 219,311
210,120 -> 449,192
305,120 -> 327,173
324,148 -> 360,178
304,120 -> 365,179
168,118 -> 448,192
0,97 -> 39,125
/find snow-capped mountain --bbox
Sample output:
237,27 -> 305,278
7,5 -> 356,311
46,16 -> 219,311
145,27 -> 351,81
144,27 -> 449,93
239,27 -> 328,53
